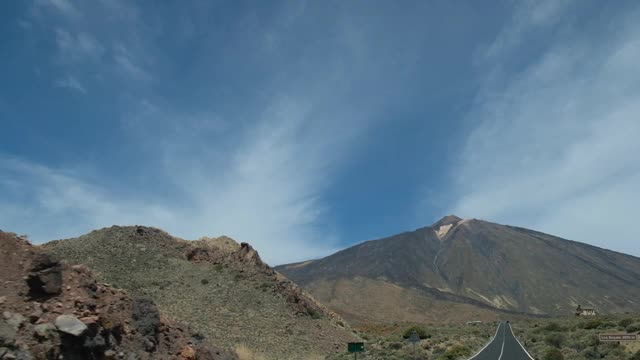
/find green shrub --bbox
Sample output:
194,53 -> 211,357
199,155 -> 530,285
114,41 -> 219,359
543,348 -> 564,360
618,318 -> 633,328
402,326 -> 430,339
581,347 -> 600,359
586,334 -> 600,346
545,333 -> 565,348
307,307 -> 321,319
582,319 -> 602,330
544,322 -> 565,332
626,324 -> 640,333
601,321 -> 617,328
441,345 -> 471,360
631,350 -> 640,360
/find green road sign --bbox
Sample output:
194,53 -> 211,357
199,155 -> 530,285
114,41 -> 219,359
348,342 -> 364,353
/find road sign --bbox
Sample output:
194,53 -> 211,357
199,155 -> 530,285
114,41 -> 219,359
599,334 -> 638,341
348,342 -> 364,352
407,331 -> 421,360
348,342 -> 364,360
408,331 -> 421,343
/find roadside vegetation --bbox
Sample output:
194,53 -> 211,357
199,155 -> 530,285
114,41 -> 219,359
326,321 -> 494,360
512,314 -> 640,360
327,313 -> 640,359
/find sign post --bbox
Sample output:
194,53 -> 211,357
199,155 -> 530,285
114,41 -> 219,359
599,334 -> 638,342
407,330 -> 421,360
348,342 -> 364,360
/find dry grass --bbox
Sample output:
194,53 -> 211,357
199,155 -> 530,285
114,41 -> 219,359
235,344 -> 266,360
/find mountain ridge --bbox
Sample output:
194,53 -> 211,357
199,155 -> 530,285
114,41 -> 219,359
276,216 -> 640,323
43,225 -> 359,359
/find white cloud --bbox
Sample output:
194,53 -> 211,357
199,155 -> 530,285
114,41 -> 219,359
0,96 -> 353,265
113,45 -> 151,81
54,75 -> 86,93
36,0 -> 81,18
0,156 -> 174,243
450,4 -> 640,256
8,0 -> 389,265
55,29 -> 104,63
482,0 -> 573,61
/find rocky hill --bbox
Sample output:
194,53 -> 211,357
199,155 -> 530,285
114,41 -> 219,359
44,226 -> 358,359
0,230 -> 235,360
277,216 -> 640,323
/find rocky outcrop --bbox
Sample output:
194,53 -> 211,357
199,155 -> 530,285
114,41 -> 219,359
26,253 -> 63,299
0,231 -> 237,360
185,239 -> 350,325
44,225 -> 359,359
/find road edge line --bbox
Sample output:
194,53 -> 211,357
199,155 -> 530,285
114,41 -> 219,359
508,323 -> 535,360
497,332 -> 505,360
468,322 -> 502,360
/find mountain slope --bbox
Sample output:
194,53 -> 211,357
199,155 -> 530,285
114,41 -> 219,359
277,216 -> 640,323
43,226 -> 358,359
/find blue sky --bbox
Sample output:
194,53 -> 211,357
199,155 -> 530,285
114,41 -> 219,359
1,0 -> 639,265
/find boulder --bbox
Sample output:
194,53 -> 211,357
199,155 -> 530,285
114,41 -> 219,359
179,345 -> 196,360
34,323 -> 57,340
3,312 -> 26,330
54,315 -> 88,337
132,298 -> 160,338
0,321 -> 17,346
26,254 -> 62,298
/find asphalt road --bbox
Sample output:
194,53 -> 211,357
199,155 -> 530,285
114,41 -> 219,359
468,322 -> 534,360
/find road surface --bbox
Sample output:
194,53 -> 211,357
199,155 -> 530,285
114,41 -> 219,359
468,322 -> 534,360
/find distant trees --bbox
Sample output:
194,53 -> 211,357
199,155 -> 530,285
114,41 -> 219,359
401,326 -> 430,339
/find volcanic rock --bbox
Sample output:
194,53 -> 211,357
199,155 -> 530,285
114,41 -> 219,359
54,315 -> 87,336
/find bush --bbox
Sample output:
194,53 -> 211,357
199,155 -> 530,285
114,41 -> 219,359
582,319 -> 602,330
631,350 -> 640,360
543,348 -> 564,360
402,326 -> 431,339
618,318 -> 633,328
441,345 -> 471,360
307,307 -> 322,319
581,347 -> 600,359
545,333 -> 565,348
544,322 -> 565,332
626,324 -> 640,333
586,334 -> 600,346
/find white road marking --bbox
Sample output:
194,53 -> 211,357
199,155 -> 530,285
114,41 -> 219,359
468,322 -> 503,360
507,323 -> 535,360
497,329 -> 506,360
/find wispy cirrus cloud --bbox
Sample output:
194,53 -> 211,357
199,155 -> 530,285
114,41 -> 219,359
54,29 -> 104,64
0,95 -> 353,264
35,0 -> 81,18
482,0 -> 574,61
113,45 -> 151,82
450,3 -> 640,256
54,75 -> 86,93
0,155 -> 174,243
